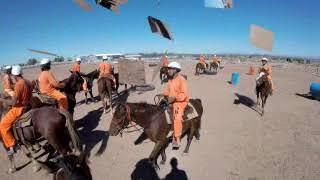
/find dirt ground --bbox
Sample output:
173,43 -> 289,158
0,60 -> 320,180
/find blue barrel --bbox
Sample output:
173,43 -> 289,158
310,82 -> 320,100
231,72 -> 240,86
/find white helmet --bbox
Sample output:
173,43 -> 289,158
4,65 -> 12,70
168,62 -> 181,70
11,65 -> 22,76
76,57 -> 81,62
40,58 -> 50,65
261,57 -> 268,62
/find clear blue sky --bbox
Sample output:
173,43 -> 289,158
1,0 -> 320,64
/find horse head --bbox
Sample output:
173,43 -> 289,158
64,72 -> 84,93
109,103 -> 131,136
83,70 -> 99,89
256,72 -> 267,86
54,152 -> 92,180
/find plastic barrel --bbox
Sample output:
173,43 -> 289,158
310,82 -> 320,100
231,72 -> 240,86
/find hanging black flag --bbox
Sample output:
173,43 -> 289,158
147,16 -> 173,40
96,0 -> 127,12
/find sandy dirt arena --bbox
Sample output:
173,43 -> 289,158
0,60 -> 319,180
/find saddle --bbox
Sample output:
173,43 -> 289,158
12,108 -> 35,146
164,102 -> 199,124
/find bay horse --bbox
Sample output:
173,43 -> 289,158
209,62 -> 219,73
82,70 -> 99,104
97,75 -> 115,114
256,71 -> 272,116
195,63 -> 207,76
0,72 -> 84,174
109,97 -> 203,169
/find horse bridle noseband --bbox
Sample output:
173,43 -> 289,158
112,104 -> 141,136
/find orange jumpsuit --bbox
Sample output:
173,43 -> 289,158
259,64 -> 274,90
163,74 -> 189,138
3,74 -> 15,97
70,63 -> 81,73
199,56 -> 207,68
70,63 -> 87,92
38,71 -> 68,110
0,78 -> 32,148
212,57 -> 219,66
162,56 -> 169,67
98,62 -> 116,85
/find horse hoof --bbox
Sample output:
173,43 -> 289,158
7,168 -> 16,174
195,139 -> 200,143
32,165 -> 41,173
182,152 -> 189,156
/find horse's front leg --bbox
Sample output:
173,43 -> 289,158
149,140 -> 166,170
256,92 -> 260,106
89,90 -> 95,102
7,154 -> 17,173
184,126 -> 196,154
84,91 -> 88,104
21,145 -> 42,172
101,96 -> 107,113
261,95 -> 268,116
160,148 -> 167,165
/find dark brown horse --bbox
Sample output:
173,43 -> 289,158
97,75 -> 114,114
209,62 -> 219,73
0,72 -> 84,173
256,72 -> 272,116
195,63 -> 208,76
82,70 -> 99,104
109,97 -> 203,169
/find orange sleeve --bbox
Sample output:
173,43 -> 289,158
176,77 -> 188,102
48,72 -> 59,87
13,81 -> 23,100
163,84 -> 170,97
266,66 -> 272,75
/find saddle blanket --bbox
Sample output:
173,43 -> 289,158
165,102 -> 199,124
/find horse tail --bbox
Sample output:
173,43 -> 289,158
59,109 -> 81,153
193,99 -> 203,129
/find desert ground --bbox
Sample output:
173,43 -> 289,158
0,60 -> 319,180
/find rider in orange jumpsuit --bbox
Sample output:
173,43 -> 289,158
212,55 -> 219,67
162,62 -> 189,148
70,58 -> 87,94
38,59 -> 68,110
0,65 -> 32,154
98,58 -> 116,87
199,55 -> 207,69
258,57 -> 275,94
2,66 -> 15,97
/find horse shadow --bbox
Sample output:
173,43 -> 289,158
131,158 -> 160,180
113,89 -> 130,104
76,95 -> 100,105
233,93 -> 261,115
75,108 -> 109,155
203,70 -> 217,75
163,158 -> 188,180
295,93 -> 318,101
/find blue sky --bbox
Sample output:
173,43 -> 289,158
0,0 -> 320,64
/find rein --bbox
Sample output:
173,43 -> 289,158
118,104 -> 142,136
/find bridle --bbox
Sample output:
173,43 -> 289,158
111,104 -> 141,136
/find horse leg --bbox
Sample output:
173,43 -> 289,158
256,92 -> 260,106
184,127 -> 196,154
134,131 -> 148,145
261,95 -> 268,116
101,96 -> 107,114
89,90 -> 95,102
22,145 -> 42,172
84,91 -> 88,104
160,148 -> 167,165
149,140 -> 166,170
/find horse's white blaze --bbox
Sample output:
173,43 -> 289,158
256,72 -> 265,81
